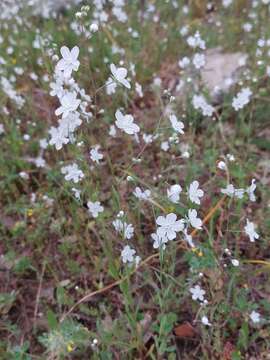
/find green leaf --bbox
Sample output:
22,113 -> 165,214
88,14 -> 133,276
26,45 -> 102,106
252,138 -> 270,150
237,321 -> 249,351
47,309 -> 58,330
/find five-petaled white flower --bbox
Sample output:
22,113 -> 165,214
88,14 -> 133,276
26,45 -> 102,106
121,245 -> 136,263
133,187 -> 151,201
190,285 -> 205,302
49,126 -> 69,150
55,92 -> 81,118
156,213 -> 184,241
193,53 -> 205,69
187,209 -> 202,229
87,201 -> 104,218
115,110 -> 140,135
56,46 -> 80,78
151,232 -> 168,249
123,223 -> 135,239
232,87 -> 252,111
110,63 -> 131,89
167,184 -> 182,204
169,114 -> 185,134
113,218 -> 134,239
188,181 -> 204,205
61,163 -> 84,183
244,219 -> 259,242
90,145 -> 103,164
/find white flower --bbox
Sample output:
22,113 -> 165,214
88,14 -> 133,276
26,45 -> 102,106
243,23 -> 252,32
217,161 -> 227,170
246,179 -> 256,202
49,80 -> 64,98
110,63 -> 131,89
106,77 -> 117,95
244,219 -> 259,242
226,154 -> 235,162
55,92 -> 81,118
221,184 -> 235,197
19,171 -> 29,180
156,213 -> 185,241
115,110 -> 140,135
49,126 -> 69,150
169,114 -> 185,134
188,181 -> 204,205
234,188 -> 245,199
134,255 -> 141,267
167,184 -> 182,203
90,23 -> 99,33
231,259 -> 240,267
179,25 -> 189,36
109,125 -> 117,137
187,209 -> 202,229
232,87 -> 252,111
187,31 -> 205,49
90,145 -> 103,164
178,56 -> 190,69
249,310 -> 261,324
192,94 -> 214,117
221,184 -> 244,199
151,232 -> 167,249
201,316 -> 211,326
56,46 -> 80,78
161,141 -> 169,151
39,138 -> 48,149
222,0 -> 233,7
112,5 -> 128,22
87,201 -> 104,218
113,218 -> 134,239
59,112 -> 82,135
34,157 -> 46,168
121,245 -> 136,264
193,53 -> 205,69
190,285 -> 205,301
112,219 -> 123,233
135,82 -> 143,97
91,338 -> 98,348
61,163 -> 84,183
133,187 -> 151,201
123,223 -> 134,239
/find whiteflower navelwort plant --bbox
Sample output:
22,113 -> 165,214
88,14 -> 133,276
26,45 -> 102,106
1,0 -> 269,357
42,40 -> 263,334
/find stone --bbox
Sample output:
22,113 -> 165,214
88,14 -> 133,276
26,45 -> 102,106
201,47 -> 248,101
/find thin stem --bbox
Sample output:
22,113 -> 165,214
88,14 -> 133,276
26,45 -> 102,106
60,196 -> 226,322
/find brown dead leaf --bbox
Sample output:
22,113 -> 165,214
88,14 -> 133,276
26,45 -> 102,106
0,214 -> 16,230
222,341 -> 235,360
205,268 -> 224,291
138,312 -> 153,345
174,322 -> 196,338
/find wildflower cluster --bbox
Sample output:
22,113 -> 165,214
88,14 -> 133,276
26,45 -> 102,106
0,0 -> 269,358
